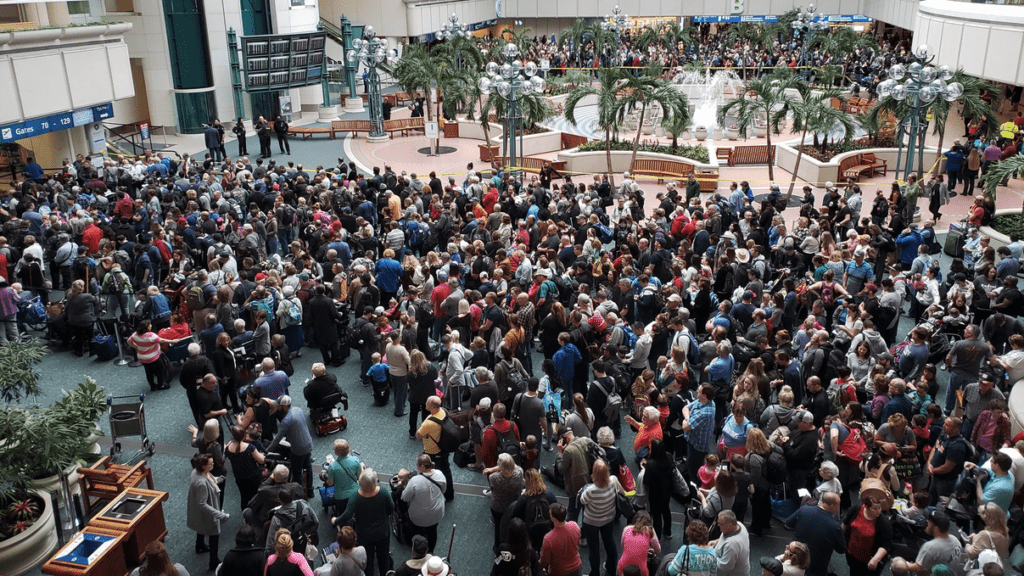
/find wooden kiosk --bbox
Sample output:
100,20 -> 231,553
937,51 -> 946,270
41,526 -> 128,576
87,488 -> 169,567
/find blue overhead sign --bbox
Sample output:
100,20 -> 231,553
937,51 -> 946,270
0,103 -> 114,144
693,14 -> 872,23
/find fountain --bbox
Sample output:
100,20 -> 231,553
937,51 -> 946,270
670,68 -> 744,133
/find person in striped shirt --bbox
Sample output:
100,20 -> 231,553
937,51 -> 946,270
128,319 -> 185,391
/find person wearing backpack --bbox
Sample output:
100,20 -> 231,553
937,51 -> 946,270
827,402 -> 867,510
415,396 -> 456,502
510,378 -> 547,449
482,403 -> 522,468
511,468 -> 558,552
587,361 -> 622,439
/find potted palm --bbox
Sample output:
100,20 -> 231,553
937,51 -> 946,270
0,357 -> 108,576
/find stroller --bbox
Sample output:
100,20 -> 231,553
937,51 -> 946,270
390,473 -> 414,545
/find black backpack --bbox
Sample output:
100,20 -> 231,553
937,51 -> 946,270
523,495 -> 552,535
492,425 -> 522,465
430,413 -> 462,453
763,448 -> 787,486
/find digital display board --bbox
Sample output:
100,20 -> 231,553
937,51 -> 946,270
241,31 -> 327,92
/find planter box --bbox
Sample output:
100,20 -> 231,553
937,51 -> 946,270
556,148 -> 717,175
0,490 -> 58,576
775,138 -> 941,188
489,130 -> 563,156
457,120 -> 502,141
443,122 -> 459,138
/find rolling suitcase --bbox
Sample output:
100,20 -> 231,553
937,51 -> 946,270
453,441 -> 475,468
945,222 -> 966,258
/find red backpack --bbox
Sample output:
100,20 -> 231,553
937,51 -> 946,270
838,426 -> 869,463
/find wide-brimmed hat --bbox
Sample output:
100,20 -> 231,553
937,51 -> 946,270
421,556 -> 450,576
736,248 -> 750,263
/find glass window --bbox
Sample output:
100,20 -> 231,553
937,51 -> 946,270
67,1 -> 92,15
104,0 -> 135,13
290,0 -> 304,5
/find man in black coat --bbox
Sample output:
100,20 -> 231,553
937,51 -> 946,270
180,343 -> 216,425
305,286 -> 344,367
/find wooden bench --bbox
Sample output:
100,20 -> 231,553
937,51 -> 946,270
732,145 -> 775,166
290,126 -> 334,140
384,92 -> 413,107
716,148 -> 734,166
841,152 -> 888,181
383,117 -> 425,137
331,119 -> 374,138
632,158 -> 695,183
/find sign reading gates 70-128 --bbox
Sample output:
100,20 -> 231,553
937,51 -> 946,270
241,31 -> 327,93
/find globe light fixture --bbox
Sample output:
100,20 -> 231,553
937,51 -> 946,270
477,42 -> 544,176
346,28 -> 398,140
882,43 -> 964,179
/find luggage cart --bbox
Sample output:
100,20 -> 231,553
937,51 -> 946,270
106,394 -> 155,464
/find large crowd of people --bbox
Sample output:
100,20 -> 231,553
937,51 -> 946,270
6,95 -> 1024,576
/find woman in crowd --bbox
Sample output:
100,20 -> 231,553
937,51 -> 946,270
237,386 -> 277,444
841,494 -> 892,576
491,518 -> 541,576
129,540 -> 189,576
333,468 -> 394,576
511,468 -> 558,552
485,453 -> 526,555
128,319 -> 180,391
264,529 -> 315,576
224,424 -> 264,513
187,453 -> 229,571
64,279 -> 100,356
664,520 -> 718,576
579,459 -> 623,576
641,438 -> 674,541
617,511 -> 660,576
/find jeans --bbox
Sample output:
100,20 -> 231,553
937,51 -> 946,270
105,293 -> 130,319
277,133 -> 290,154
392,374 -> 408,416
363,535 -> 390,576
208,147 -> 222,162
277,228 -> 293,253
945,371 -> 972,414
289,451 -> 313,497
359,349 -> 373,384
581,521 -> 617,576
432,317 -> 448,342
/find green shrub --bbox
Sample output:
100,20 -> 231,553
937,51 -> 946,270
993,213 -> 1024,238
576,140 -> 710,164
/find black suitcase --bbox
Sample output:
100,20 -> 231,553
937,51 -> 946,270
453,441 -> 475,468
372,380 -> 390,406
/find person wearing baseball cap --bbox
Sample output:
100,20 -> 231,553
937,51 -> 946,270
890,510 -> 959,576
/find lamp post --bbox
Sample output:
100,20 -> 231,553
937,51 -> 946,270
876,44 -> 963,181
791,4 -> 829,81
346,25 -> 397,143
601,5 -> 628,67
437,13 -> 471,71
477,42 -> 544,177
340,15 -> 363,112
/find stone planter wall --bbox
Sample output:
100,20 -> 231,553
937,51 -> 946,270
979,207 -> 1021,249
775,138 -> 943,187
556,148 -> 717,175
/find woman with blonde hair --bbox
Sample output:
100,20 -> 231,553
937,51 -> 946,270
745,427 -> 780,536
484,453 -> 525,555
777,541 -> 811,576
407,349 -> 438,439
580,459 -> 624,576
264,528 -> 315,576
511,468 -> 558,551
967,501 -> 1010,563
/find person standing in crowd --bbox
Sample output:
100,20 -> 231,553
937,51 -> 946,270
233,117 -> 247,158
273,115 -> 291,155
187,453 -> 230,571
333,468 -> 394,576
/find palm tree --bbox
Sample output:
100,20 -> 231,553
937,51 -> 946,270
393,44 -> 452,155
984,156 -> 1024,202
477,88 -> 549,165
558,18 -> 588,68
809,27 -> 878,87
870,70 -> 996,178
718,75 -> 802,180
785,85 -> 855,202
565,68 -> 625,186
614,75 -> 689,173
662,113 -> 691,153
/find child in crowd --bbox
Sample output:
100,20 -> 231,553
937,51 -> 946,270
522,435 -> 540,471
909,379 -> 934,414
698,454 -> 719,493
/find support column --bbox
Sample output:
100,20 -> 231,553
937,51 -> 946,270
46,2 -> 71,26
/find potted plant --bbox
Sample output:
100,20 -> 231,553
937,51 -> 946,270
0,340 -> 46,405
694,126 -> 708,141
725,124 -> 740,140
0,377 -> 108,576
753,120 -> 768,138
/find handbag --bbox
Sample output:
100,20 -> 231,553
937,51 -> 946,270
616,490 -> 637,523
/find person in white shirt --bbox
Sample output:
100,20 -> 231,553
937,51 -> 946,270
999,334 -> 1024,384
